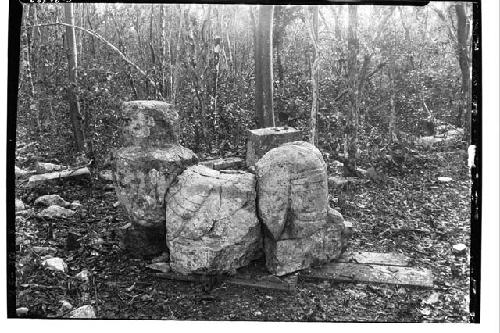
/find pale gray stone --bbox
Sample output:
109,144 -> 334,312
32,246 -> 57,254
35,162 -> 66,173
452,243 -> 467,254
75,269 -> 90,282
41,257 -> 68,273
15,166 -> 32,177
246,127 -> 302,167
70,201 -> 82,209
165,165 -> 262,274
98,170 -> 114,182
146,262 -> 171,273
16,307 -> 29,316
34,194 -> 70,208
39,205 -> 75,219
69,305 -> 96,319
59,300 -> 73,311
15,198 -> 25,212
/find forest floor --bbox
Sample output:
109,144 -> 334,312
13,142 -> 471,322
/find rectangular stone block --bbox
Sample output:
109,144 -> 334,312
246,127 -> 302,167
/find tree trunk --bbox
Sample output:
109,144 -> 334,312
255,5 -> 275,128
172,5 -> 184,104
455,3 -> 471,132
160,4 -> 167,98
305,6 -> 319,146
388,57 -> 397,144
344,5 -> 359,176
64,3 -> 86,152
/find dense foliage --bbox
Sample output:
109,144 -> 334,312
17,3 -> 471,166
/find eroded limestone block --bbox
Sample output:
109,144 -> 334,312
121,100 -> 180,147
113,145 -> 197,229
165,165 -> 262,274
265,208 -> 344,276
256,141 -> 344,276
246,127 -> 302,167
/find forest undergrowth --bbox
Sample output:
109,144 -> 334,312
13,141 -> 471,322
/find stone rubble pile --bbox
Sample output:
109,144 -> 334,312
113,101 -> 347,276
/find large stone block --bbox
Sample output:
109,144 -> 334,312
246,127 -> 302,167
264,208 -> 344,276
165,165 -> 262,275
113,145 -> 197,230
121,100 -> 180,147
256,141 -> 344,276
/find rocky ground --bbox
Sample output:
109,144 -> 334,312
12,142 -> 471,322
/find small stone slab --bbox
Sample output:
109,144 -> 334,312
246,127 -> 302,167
336,251 -> 410,267
199,157 -> 244,170
301,262 -> 434,288
28,167 -> 90,186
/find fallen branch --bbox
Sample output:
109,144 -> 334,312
28,167 -> 90,186
26,22 -> 162,99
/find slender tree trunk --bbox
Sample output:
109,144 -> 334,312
160,5 -> 167,98
388,56 -> 397,144
305,6 -> 319,146
344,5 -> 359,176
255,5 -> 274,128
212,36 -> 221,147
250,8 -> 262,126
455,3 -> 471,133
24,5 -> 42,133
64,3 -> 86,152
172,5 -> 184,104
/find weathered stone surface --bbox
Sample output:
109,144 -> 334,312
70,201 -> 82,209
256,141 -> 328,240
165,165 -> 262,274
199,156 -> 244,170
34,194 -> 70,208
15,198 -> 25,212
41,257 -> 68,273
32,246 -> 58,255
15,166 -> 32,178
114,145 -> 197,229
264,209 -> 344,276
246,127 -> 302,167
35,162 -> 67,173
75,269 -> 90,282
121,100 -> 180,147
39,205 -> 75,219
70,305 -> 96,319
98,169 -> 114,183
256,141 -> 344,276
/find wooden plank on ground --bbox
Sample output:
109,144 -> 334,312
227,273 -> 297,292
301,262 -> 433,288
337,251 -> 410,267
154,271 -> 296,292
